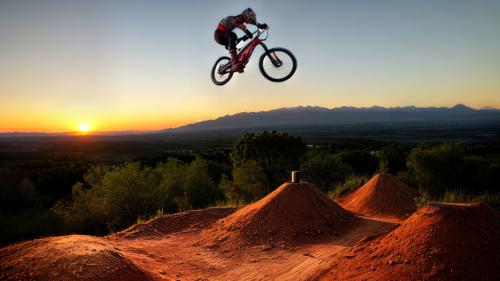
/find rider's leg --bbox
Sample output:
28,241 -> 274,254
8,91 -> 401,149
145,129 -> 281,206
228,32 -> 244,72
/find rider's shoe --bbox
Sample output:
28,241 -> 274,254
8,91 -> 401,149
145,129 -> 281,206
229,48 -> 244,73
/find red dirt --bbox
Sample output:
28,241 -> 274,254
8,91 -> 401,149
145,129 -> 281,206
338,173 -> 418,219
115,207 -> 236,240
1,183 -> 497,280
199,182 -> 359,249
320,202 -> 500,281
0,235 -> 151,281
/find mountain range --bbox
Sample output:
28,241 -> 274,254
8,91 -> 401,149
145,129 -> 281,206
1,104 -> 499,139
166,104 -> 500,134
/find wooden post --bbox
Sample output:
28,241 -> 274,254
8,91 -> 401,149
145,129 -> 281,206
291,171 -> 300,183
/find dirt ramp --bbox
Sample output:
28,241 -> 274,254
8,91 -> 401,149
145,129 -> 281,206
114,207 -> 236,240
338,173 -> 418,219
0,235 -> 150,281
201,182 -> 358,249
322,202 -> 500,281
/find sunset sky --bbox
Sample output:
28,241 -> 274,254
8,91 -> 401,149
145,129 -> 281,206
1,0 -> 499,132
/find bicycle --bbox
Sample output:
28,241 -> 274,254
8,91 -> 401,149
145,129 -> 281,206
211,27 -> 297,86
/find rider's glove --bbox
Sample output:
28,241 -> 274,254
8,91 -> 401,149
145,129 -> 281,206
245,30 -> 253,39
257,23 -> 268,29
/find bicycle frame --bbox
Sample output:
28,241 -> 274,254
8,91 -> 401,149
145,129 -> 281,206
218,29 -> 281,74
236,29 -> 272,66
212,27 -> 296,85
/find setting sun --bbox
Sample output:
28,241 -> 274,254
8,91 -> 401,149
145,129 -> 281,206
78,123 -> 92,133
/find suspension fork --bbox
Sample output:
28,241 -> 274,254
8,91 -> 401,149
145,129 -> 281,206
260,43 -> 282,67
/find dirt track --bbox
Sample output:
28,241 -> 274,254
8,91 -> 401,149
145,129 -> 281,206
1,179 -> 499,281
0,207 -> 396,281
109,212 -> 395,281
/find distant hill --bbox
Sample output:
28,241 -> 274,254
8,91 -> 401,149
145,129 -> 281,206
166,104 -> 500,133
2,104 -> 499,143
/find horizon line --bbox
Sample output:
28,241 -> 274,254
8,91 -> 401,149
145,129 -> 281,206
1,103 -> 499,135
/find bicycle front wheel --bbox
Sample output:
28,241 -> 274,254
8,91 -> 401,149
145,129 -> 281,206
259,48 -> 297,82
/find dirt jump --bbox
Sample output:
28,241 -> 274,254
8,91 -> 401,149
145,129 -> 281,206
1,180 -> 498,281
338,173 -> 418,219
320,202 -> 500,281
0,235 -> 150,281
199,182 -> 359,249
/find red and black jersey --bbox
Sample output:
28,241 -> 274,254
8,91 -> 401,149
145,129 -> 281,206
216,15 -> 256,32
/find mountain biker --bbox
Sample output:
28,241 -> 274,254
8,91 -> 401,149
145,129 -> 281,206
214,8 -> 268,72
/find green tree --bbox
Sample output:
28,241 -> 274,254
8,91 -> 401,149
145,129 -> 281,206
378,143 -> 409,173
228,160 -> 269,202
156,159 -> 187,212
57,162 -> 162,232
182,158 -> 221,209
231,131 -> 306,192
100,162 -> 161,228
407,143 -> 466,195
336,149 -> 379,175
301,150 -> 354,192
56,182 -> 110,234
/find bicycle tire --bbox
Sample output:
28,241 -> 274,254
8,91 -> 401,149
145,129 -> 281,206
211,56 -> 233,86
259,48 -> 297,82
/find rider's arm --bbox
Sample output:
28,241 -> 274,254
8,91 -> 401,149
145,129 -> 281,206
238,24 -> 253,39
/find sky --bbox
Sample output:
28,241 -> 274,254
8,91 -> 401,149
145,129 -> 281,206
1,0 -> 500,132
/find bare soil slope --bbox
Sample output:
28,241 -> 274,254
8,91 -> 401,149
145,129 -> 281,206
338,173 -> 418,218
321,202 -> 500,281
115,207 -> 235,240
2,186 -> 497,280
200,182 -> 358,249
0,235 -> 151,281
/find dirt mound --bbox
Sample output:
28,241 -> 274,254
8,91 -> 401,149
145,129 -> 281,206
200,182 -> 358,249
322,202 -> 500,281
0,235 -> 150,281
338,173 -> 418,218
114,207 -> 235,240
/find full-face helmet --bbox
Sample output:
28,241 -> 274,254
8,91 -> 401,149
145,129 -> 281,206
242,8 -> 256,23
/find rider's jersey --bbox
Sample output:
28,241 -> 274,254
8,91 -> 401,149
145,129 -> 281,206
217,15 -> 256,32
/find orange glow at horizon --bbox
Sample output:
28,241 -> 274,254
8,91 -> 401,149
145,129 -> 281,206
78,123 -> 92,134
1,98 -> 500,133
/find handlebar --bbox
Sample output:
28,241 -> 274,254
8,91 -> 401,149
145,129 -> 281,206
236,27 -> 269,44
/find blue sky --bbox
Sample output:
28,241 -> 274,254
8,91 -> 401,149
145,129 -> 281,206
1,0 -> 499,131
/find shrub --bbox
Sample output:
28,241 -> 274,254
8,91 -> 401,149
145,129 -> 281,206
328,175 -> 369,199
182,158 -> 222,209
336,149 -> 379,175
407,143 -> 466,196
301,150 -> 354,192
378,143 -> 409,173
220,161 -> 269,203
231,131 -> 306,191
56,159 -> 222,234
0,208 -> 65,246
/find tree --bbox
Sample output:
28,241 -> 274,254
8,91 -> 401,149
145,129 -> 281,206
407,143 -> 466,195
98,162 -> 161,228
0,166 -> 38,212
336,149 -> 379,175
156,159 -> 188,212
182,158 -> 221,209
231,131 -> 306,192
301,150 -> 354,192
378,143 -> 410,173
229,160 -> 269,202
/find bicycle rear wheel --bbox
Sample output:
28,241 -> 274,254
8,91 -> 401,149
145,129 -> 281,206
259,48 -> 297,82
211,56 -> 233,86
